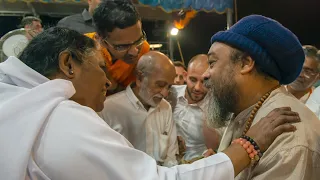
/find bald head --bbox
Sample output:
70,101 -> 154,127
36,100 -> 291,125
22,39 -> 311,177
137,51 -> 175,75
185,54 -> 209,103
134,51 -> 176,108
187,54 -> 208,72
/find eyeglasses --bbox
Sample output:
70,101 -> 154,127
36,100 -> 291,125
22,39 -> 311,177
103,30 -> 147,52
301,67 -> 319,78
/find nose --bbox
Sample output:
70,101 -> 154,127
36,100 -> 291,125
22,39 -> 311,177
194,81 -> 202,91
202,68 -> 210,81
105,77 -> 112,90
128,45 -> 139,56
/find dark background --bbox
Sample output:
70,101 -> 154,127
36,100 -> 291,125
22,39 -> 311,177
1,0 -> 319,64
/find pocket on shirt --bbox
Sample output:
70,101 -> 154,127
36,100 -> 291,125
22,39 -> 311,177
159,134 -> 169,160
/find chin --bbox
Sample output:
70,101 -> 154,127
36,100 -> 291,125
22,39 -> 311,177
95,104 -> 105,112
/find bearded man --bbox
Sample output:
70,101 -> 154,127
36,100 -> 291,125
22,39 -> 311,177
203,15 -> 320,180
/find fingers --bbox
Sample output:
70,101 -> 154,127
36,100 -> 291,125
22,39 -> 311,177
272,124 -> 297,137
271,114 -> 301,128
266,107 -> 291,117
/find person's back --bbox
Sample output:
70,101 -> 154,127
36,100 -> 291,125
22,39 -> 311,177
57,0 -> 100,34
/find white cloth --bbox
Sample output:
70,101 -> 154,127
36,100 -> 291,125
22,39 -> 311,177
171,85 -> 207,160
99,85 -> 178,167
306,86 -> 320,119
0,56 -> 234,180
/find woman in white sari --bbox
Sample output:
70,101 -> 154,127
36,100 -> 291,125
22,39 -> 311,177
0,27 -> 300,180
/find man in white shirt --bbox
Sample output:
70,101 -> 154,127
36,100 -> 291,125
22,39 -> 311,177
100,51 -> 179,167
169,54 -> 223,163
285,45 -> 320,103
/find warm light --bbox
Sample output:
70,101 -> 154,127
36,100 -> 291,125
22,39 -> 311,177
170,28 -> 179,36
149,44 -> 163,49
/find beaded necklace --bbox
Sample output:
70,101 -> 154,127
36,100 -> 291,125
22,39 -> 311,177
242,85 -> 281,135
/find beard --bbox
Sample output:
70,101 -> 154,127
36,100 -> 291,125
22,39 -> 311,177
138,78 -> 163,107
204,72 -> 238,129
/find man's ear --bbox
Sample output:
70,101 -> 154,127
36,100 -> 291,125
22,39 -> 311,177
239,56 -> 255,75
58,51 -> 76,79
135,70 -> 144,87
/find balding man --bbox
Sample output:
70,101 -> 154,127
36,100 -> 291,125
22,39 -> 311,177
168,54 -> 223,163
99,51 -> 179,167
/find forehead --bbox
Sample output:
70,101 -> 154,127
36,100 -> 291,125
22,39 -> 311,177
208,42 -> 233,60
108,21 -> 142,44
304,56 -> 319,69
149,67 -> 175,83
32,21 -> 41,26
175,66 -> 186,73
188,64 -> 208,76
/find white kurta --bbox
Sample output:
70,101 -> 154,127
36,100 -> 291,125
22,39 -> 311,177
99,85 -> 178,167
0,56 -> 234,180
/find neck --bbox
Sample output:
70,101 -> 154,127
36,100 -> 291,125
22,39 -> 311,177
235,78 -> 280,116
184,88 -> 196,104
287,85 -> 310,99
132,85 -> 151,111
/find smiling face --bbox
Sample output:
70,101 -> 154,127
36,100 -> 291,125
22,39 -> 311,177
99,21 -> 145,64
202,42 -> 241,128
67,50 -> 111,112
138,67 -> 176,107
185,55 -> 209,104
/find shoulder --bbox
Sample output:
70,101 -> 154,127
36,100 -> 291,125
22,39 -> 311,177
104,90 -> 127,107
100,91 -> 131,119
172,85 -> 186,93
57,14 -> 82,24
253,91 -> 320,158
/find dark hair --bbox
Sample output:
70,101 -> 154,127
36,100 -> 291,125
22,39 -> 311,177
173,61 -> 186,71
19,27 -> 96,77
93,0 -> 141,37
229,46 -> 275,81
19,16 -> 41,28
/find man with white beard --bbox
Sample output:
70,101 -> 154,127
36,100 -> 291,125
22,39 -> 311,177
99,51 -> 179,167
203,15 -> 320,179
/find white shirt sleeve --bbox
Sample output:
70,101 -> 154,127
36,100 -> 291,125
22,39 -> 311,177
306,86 -> 320,119
31,101 -> 234,180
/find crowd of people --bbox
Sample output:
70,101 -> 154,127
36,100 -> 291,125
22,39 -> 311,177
1,0 -> 320,180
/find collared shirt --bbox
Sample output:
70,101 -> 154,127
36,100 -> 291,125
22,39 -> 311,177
99,85 -> 179,167
57,9 -> 95,34
85,32 -> 150,88
284,85 -> 314,104
0,56 -> 235,180
170,85 -> 224,161
219,87 -> 320,180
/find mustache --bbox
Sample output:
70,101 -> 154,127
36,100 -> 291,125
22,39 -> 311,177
204,79 -> 212,89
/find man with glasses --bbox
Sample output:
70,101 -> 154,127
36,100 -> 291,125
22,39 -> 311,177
100,51 -> 179,167
285,45 -> 320,103
85,0 -> 150,95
